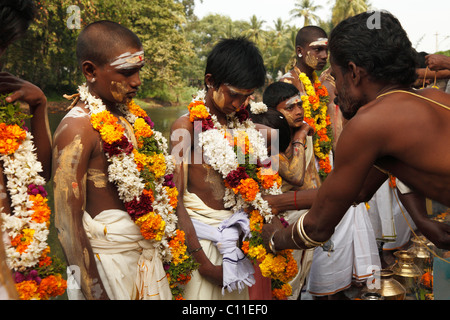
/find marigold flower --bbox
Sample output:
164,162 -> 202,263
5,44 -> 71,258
139,212 -> 166,241
128,100 -> 148,118
30,194 -> 51,224
134,117 -> 153,142
165,186 -> 179,209
0,123 -> 26,155
188,101 -> 209,122
16,280 -> 39,300
236,178 -> 259,201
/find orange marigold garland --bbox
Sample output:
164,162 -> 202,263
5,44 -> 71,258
78,84 -> 197,299
299,71 -> 333,180
0,94 -> 67,300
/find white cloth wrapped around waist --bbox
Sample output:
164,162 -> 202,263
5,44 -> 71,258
82,209 -> 171,300
184,191 -> 255,294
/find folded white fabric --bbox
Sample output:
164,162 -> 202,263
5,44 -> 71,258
191,210 -> 255,294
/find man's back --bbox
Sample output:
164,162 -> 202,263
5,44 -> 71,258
338,88 -> 450,206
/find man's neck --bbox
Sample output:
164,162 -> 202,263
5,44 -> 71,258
295,60 -> 315,79
205,92 -> 228,125
369,83 -> 411,102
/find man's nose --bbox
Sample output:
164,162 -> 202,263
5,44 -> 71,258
130,73 -> 141,88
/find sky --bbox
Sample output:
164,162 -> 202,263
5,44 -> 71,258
194,0 -> 450,54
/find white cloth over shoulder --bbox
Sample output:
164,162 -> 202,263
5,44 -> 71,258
67,209 -> 171,300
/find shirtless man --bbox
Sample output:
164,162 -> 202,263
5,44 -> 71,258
279,25 -> 331,190
263,11 -> 450,254
0,0 -> 51,300
52,21 -> 172,300
170,38 -> 268,299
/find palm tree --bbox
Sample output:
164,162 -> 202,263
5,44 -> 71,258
331,0 -> 370,26
290,0 -> 323,27
242,15 -> 266,45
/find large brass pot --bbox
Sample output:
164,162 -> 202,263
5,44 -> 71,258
362,269 -> 406,300
390,250 -> 423,294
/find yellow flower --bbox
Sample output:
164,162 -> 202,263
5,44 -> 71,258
134,118 -> 153,140
148,153 -> 167,179
248,245 -> 267,263
133,149 -> 151,171
99,124 -> 124,144
298,71 -> 332,179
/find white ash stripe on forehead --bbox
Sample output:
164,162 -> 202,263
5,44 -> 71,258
285,94 -> 302,106
309,38 -> 328,46
110,50 -> 145,69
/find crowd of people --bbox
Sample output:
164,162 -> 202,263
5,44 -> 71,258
1,0 -> 449,301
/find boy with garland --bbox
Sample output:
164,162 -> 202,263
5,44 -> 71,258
0,0 -> 62,300
53,21 -> 192,300
279,26 -> 380,300
170,38 -> 298,300
258,81 -> 317,300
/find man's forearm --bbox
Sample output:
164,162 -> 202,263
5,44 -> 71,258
265,189 -> 317,214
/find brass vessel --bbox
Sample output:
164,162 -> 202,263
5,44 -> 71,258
361,292 -> 384,300
408,237 -> 432,272
362,269 -> 406,300
390,250 -> 423,294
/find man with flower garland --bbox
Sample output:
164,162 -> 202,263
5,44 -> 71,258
279,26 -> 380,300
170,38 -> 290,299
52,21 -> 177,300
264,11 -> 450,289
0,0 -> 54,300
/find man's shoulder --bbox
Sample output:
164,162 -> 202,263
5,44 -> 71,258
53,105 -> 95,142
171,113 -> 192,131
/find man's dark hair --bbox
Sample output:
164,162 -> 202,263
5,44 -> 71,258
250,108 -> 291,153
329,11 -> 418,87
76,20 -> 142,68
0,0 -> 36,49
263,82 -> 300,109
295,26 -> 327,48
205,37 -> 266,89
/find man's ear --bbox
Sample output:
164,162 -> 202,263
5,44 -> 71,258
204,73 -> 215,89
81,60 -> 97,83
347,61 -> 366,86
296,45 -> 304,58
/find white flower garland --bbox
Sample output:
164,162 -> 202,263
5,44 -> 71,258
193,91 -> 281,223
1,132 -> 49,271
78,84 -> 177,262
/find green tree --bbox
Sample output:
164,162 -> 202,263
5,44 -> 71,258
331,0 -> 370,26
290,0 -> 323,27
242,15 -> 266,46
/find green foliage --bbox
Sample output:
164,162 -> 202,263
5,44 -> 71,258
2,0 -> 370,104
0,94 -> 32,125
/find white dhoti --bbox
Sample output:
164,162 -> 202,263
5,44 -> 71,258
66,209 -> 172,300
283,209 -> 314,300
307,203 -> 381,296
183,190 -> 253,300
368,181 -> 416,250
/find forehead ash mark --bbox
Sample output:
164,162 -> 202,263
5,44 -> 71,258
110,51 -> 145,69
